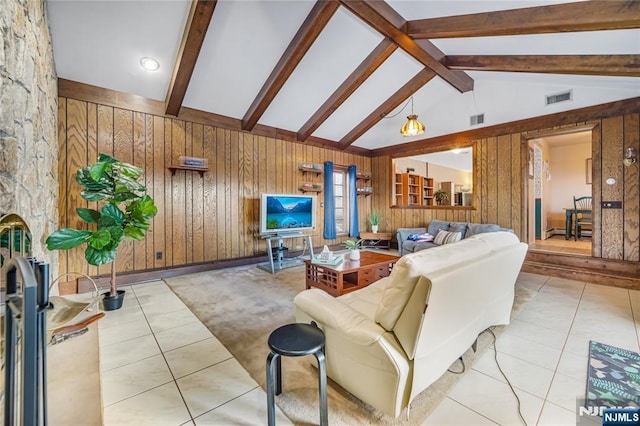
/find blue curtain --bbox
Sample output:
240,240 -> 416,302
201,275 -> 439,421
348,165 -> 359,237
323,161 -> 336,239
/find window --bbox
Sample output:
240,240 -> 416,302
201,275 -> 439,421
333,169 -> 349,235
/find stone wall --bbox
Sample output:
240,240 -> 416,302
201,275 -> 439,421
0,0 -> 58,274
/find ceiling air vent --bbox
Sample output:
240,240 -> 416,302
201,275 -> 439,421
546,90 -> 572,106
470,113 -> 484,126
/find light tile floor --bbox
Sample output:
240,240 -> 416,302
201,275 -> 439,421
99,272 -> 640,425
98,281 -> 292,426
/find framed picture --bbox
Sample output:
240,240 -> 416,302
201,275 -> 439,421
586,158 -> 592,184
528,147 -> 534,178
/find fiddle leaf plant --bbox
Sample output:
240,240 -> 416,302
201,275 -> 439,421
46,153 -> 158,298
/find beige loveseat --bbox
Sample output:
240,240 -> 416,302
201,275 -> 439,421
294,232 -> 528,418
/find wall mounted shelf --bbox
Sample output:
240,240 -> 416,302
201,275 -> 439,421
299,163 -> 323,174
299,183 -> 323,192
168,165 -> 208,177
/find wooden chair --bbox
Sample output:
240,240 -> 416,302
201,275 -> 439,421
573,196 -> 592,240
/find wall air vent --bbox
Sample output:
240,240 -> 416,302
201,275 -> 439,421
470,113 -> 484,126
546,90 -> 572,106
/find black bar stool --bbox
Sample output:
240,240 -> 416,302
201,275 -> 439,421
266,322 -> 327,426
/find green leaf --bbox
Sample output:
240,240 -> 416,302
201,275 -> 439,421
85,245 -> 117,266
124,225 -> 145,240
98,215 -> 116,228
103,226 -> 124,250
137,195 -> 158,217
46,229 -> 92,250
115,162 -> 143,179
101,203 -> 125,225
114,173 -> 145,193
98,153 -> 118,164
76,208 -> 100,223
89,162 -> 109,182
88,228 -> 111,249
80,190 -> 111,202
110,191 -> 139,203
76,167 -> 109,191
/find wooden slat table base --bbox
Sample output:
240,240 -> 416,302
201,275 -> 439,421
305,251 -> 400,296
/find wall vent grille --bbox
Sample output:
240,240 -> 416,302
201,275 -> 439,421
470,113 -> 484,126
546,90 -> 572,106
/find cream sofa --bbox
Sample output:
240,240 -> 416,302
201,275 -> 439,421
294,232 -> 528,418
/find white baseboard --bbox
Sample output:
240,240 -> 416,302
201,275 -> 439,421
546,228 -> 565,238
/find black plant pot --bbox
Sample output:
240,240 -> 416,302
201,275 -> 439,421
102,289 -> 125,311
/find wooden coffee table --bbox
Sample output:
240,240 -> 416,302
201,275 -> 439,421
305,251 -> 400,297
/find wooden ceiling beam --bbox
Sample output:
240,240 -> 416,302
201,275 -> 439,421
296,38 -> 397,142
337,68 -> 436,149
241,0 -> 340,131
407,1 -> 640,39
340,0 -> 473,93
445,55 -> 640,77
165,0 -> 217,116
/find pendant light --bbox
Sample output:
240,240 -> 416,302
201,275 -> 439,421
400,97 -> 425,137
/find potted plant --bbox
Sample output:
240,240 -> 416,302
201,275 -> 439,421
434,189 -> 449,206
369,209 -> 380,233
46,153 -> 158,311
344,239 -> 363,261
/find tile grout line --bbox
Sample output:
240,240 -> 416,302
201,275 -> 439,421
190,385 -> 261,424
130,285 -> 199,423
534,280 -> 587,425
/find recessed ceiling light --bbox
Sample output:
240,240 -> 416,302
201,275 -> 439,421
140,57 -> 159,72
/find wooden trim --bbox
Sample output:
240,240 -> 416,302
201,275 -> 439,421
407,1 -> 640,39
524,250 -> 640,290
339,0 -> 473,93
241,0 -> 339,131
165,0 -> 218,116
338,68 -> 436,149
444,55 -> 640,77
58,79 -> 165,116
373,97 -> 640,157
58,78 -> 374,156
75,246 -> 329,292
296,38 -> 397,141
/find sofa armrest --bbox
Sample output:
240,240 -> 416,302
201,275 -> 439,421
294,289 -> 386,346
396,227 -> 427,256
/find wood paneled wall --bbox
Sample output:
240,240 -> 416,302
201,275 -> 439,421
371,112 -> 640,263
57,97 -> 372,278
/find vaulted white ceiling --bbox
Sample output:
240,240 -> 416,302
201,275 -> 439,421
47,0 -> 640,152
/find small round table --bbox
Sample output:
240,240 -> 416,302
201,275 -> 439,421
266,323 -> 327,426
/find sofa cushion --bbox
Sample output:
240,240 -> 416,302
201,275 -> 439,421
374,237 -> 493,331
402,240 -> 438,253
427,219 -> 450,237
433,230 -> 462,245
393,276 -> 431,360
466,223 -> 501,238
447,222 -> 468,238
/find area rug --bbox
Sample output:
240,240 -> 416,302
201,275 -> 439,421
164,262 -> 537,425
586,340 -> 640,409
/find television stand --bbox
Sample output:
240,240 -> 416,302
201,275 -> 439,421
258,234 -> 314,274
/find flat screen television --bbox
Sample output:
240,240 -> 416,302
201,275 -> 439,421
260,193 -> 316,236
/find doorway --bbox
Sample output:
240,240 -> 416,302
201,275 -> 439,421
527,130 -> 592,256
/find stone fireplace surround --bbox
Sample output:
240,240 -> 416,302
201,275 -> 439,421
0,0 -> 59,277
